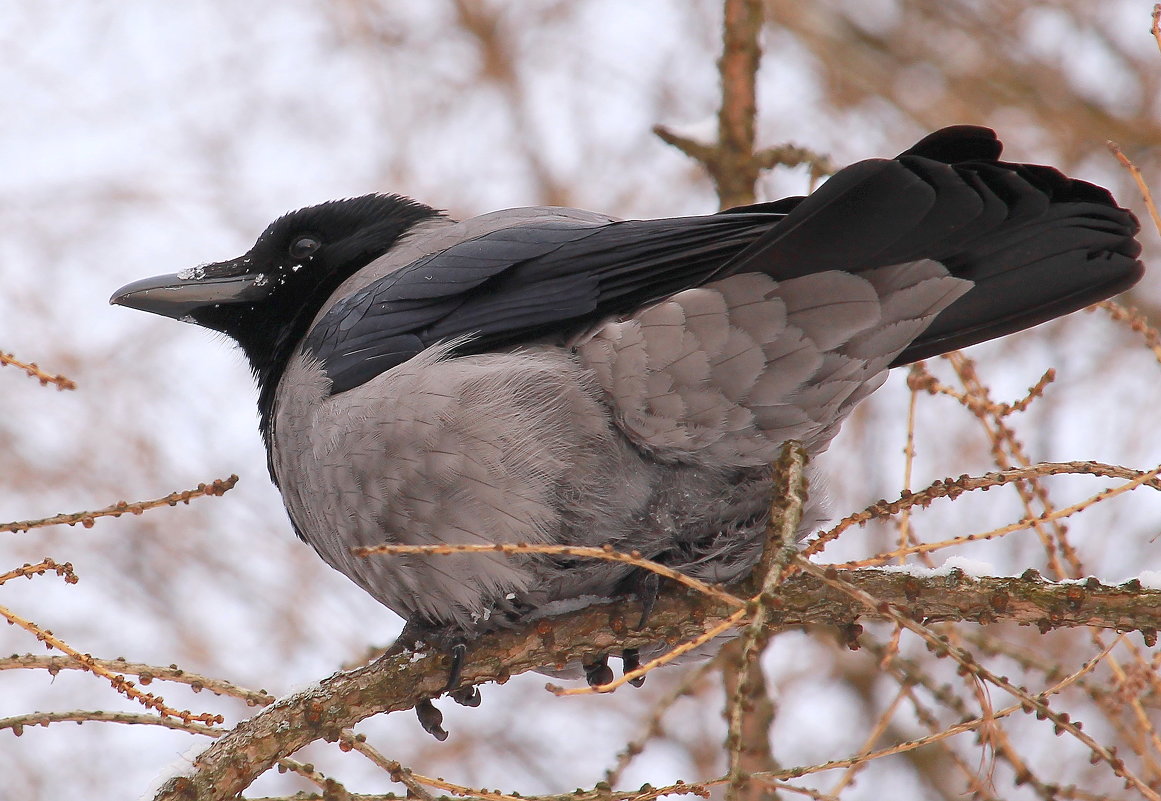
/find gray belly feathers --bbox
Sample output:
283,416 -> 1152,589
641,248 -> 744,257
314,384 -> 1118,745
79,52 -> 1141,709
272,259 -> 970,629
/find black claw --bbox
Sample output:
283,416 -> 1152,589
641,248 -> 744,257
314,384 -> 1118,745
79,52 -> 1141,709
635,571 -> 660,629
450,685 -> 482,707
416,699 -> 448,741
442,641 -> 467,693
583,655 -> 614,687
622,648 -> 646,687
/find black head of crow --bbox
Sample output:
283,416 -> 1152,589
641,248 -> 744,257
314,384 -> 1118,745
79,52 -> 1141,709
113,126 -> 1143,736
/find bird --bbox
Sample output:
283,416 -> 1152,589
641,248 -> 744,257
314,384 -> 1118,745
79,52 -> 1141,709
113,126 -> 1142,738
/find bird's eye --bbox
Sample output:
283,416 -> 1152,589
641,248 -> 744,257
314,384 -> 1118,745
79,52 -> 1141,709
288,235 -> 322,261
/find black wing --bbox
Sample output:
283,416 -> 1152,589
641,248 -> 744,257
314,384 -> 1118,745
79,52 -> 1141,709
303,214 -> 781,394
305,126 -> 1142,395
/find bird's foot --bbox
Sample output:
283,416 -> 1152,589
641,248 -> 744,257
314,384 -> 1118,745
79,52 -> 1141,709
622,647 -> 646,687
416,698 -> 448,741
583,654 -> 614,687
391,618 -> 484,739
450,685 -> 482,707
583,650 -> 648,688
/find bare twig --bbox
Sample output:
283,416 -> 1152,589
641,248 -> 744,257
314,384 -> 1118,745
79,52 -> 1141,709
1153,4 -> 1161,59
1097,301 -> 1161,366
0,602 -> 223,726
0,654 -> 275,707
830,465 -> 1161,568
355,541 -> 744,609
1,475 -> 240,533
725,442 -> 808,801
0,709 -> 221,738
548,609 -> 748,696
756,635 -> 1120,791
0,350 -> 76,390
1108,141 -> 1161,236
0,558 -> 77,586
908,362 -> 1056,418
805,461 -> 1161,557
604,658 -> 721,786
796,557 -> 1161,801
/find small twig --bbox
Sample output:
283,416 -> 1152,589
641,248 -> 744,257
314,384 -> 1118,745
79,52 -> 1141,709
604,657 -> 721,786
805,461 -> 1161,557
1096,301 -> 1161,366
0,654 -> 275,707
0,475 -> 240,533
342,733 -> 519,801
0,351 -> 76,390
355,542 -> 744,609
0,709 -> 221,738
750,442 -> 809,589
1108,141 -> 1161,237
0,710 -> 331,792
795,557 -> 1161,801
907,362 -> 1055,418
896,370 -> 922,562
945,351 -> 1074,581
831,464 -> 1161,568
753,144 -> 835,188
0,602 -> 223,726
0,558 -> 77,586
827,683 -> 912,795
756,635 -> 1118,790
548,608 -> 748,696
349,747 -> 438,801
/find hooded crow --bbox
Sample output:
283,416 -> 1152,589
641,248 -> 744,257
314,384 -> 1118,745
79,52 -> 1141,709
113,126 -> 1143,730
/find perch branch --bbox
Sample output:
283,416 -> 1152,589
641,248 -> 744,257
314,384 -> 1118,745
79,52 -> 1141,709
154,567 -> 1161,800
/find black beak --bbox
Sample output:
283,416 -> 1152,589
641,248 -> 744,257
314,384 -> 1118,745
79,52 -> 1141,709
110,269 -> 271,321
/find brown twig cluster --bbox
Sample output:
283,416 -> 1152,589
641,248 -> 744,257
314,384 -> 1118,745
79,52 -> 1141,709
2,364 -> 244,732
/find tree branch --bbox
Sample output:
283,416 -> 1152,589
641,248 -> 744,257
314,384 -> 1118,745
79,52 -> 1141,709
155,567 -> 1161,800
652,0 -> 832,210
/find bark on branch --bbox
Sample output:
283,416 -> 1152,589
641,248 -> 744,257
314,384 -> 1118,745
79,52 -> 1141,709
155,567 -> 1161,800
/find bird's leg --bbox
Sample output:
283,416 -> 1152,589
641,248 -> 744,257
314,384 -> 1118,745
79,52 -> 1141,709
583,654 -> 614,687
633,570 -> 661,629
442,640 -> 467,692
443,640 -> 482,706
621,647 -> 646,687
415,699 -> 448,741
392,618 -> 484,727
386,615 -> 436,655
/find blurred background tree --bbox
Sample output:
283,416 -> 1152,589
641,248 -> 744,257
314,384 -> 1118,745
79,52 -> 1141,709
2,1 -> 1160,798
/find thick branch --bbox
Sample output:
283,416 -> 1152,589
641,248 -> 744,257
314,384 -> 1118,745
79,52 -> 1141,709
155,568 -> 1161,800
652,0 -> 833,209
